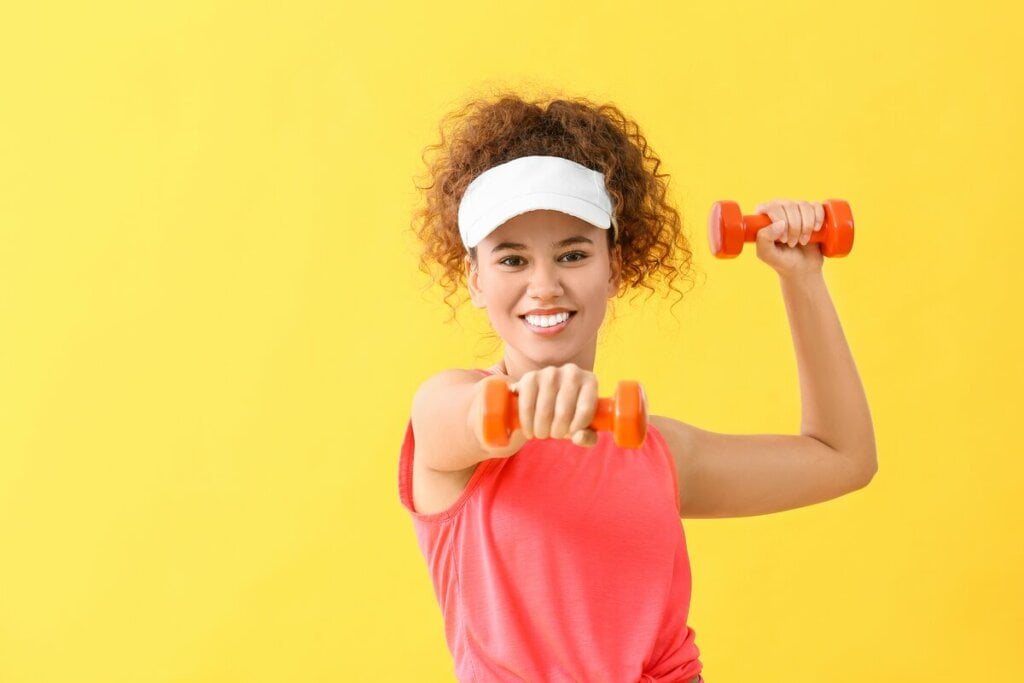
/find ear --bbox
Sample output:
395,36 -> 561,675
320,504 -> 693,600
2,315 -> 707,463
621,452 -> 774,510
466,255 -> 485,308
607,244 -> 623,297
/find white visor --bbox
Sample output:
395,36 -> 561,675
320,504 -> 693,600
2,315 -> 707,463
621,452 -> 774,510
457,155 -> 617,250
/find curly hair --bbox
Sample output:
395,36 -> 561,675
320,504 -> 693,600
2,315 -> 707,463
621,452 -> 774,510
409,88 -> 700,331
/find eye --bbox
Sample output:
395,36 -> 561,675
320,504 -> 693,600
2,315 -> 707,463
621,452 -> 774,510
497,251 -> 589,267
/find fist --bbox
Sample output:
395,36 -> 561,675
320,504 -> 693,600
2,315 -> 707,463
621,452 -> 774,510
509,363 -> 600,447
753,198 -> 826,277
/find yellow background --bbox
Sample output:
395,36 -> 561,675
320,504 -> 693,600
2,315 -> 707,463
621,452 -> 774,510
1,1 -> 1020,681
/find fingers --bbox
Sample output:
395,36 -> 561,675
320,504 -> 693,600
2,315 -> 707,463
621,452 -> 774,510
812,202 -> 825,234
781,202 -> 802,247
535,366 -> 563,439
510,364 -> 599,444
567,375 -> 598,442
510,374 -> 536,440
754,201 -> 788,246
796,201 -> 815,246
571,429 -> 598,447
754,199 -> 824,247
549,368 -> 579,440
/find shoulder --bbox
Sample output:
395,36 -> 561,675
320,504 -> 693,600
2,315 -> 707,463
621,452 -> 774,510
412,368 -> 492,410
647,414 -> 702,516
417,367 -> 488,390
648,414 -> 698,457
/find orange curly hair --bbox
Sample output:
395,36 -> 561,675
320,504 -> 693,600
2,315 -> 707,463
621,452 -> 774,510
410,88 -> 699,328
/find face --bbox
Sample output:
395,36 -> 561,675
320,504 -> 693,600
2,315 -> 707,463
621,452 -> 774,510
466,209 -> 622,377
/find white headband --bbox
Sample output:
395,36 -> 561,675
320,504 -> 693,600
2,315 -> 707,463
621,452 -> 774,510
457,155 -> 618,250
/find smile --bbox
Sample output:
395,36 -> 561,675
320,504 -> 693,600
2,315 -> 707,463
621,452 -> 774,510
520,311 -> 576,335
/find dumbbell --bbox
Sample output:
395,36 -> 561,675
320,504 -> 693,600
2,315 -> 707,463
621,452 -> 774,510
708,199 -> 855,258
481,377 -> 648,449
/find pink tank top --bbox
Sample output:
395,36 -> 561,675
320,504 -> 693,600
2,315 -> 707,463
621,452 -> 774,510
397,367 -> 704,682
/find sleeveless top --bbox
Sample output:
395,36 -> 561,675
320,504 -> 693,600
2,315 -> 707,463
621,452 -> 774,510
397,367 -> 703,682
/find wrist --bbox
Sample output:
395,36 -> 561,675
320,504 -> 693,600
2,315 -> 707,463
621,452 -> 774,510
779,269 -> 825,287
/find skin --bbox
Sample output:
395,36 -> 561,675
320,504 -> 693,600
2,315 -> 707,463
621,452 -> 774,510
462,200 -> 831,450
465,209 -> 621,447
753,198 -> 826,276
463,201 -> 878,514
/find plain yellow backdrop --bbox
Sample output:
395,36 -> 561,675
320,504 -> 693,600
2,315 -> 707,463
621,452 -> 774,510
1,1 -> 1020,681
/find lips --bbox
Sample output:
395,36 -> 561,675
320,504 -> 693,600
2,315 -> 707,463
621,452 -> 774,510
520,311 -> 576,335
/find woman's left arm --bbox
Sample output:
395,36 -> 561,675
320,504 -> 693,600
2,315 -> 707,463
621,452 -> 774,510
655,271 -> 877,519
780,269 -> 877,471
652,200 -> 877,520
760,198 -> 877,472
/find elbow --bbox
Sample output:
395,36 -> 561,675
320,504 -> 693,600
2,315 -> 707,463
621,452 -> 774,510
847,431 -> 878,489
853,452 -> 878,489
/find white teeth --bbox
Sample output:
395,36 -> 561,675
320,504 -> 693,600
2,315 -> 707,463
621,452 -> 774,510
524,311 -> 571,327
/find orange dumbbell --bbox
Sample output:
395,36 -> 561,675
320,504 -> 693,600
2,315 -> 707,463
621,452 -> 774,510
481,379 -> 648,449
709,199 -> 855,258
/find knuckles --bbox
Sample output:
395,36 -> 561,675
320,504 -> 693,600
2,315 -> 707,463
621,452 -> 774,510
759,199 -> 824,234
514,363 -> 599,440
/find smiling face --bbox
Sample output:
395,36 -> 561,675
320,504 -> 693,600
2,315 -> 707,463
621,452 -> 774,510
466,209 -> 622,381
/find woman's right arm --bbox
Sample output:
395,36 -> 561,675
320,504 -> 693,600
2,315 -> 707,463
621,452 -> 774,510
411,369 -> 527,472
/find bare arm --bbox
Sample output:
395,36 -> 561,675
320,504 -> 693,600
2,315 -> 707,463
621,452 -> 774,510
411,369 -> 526,472
653,271 -> 877,519
781,270 -> 876,471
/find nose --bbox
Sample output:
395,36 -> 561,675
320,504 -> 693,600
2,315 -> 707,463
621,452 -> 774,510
527,261 -> 564,301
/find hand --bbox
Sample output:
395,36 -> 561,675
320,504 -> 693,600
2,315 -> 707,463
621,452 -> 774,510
754,199 -> 825,278
509,363 -> 600,447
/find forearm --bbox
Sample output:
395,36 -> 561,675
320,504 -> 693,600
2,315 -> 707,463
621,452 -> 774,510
779,271 -> 877,472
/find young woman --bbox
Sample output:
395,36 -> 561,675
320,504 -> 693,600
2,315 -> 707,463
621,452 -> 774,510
398,92 -> 877,682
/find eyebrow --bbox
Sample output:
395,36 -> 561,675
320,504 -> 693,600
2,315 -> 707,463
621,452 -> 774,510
490,235 -> 595,254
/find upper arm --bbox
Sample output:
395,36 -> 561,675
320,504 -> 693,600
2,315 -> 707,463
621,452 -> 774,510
411,369 -> 481,473
411,369 -> 521,472
649,414 -> 877,519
